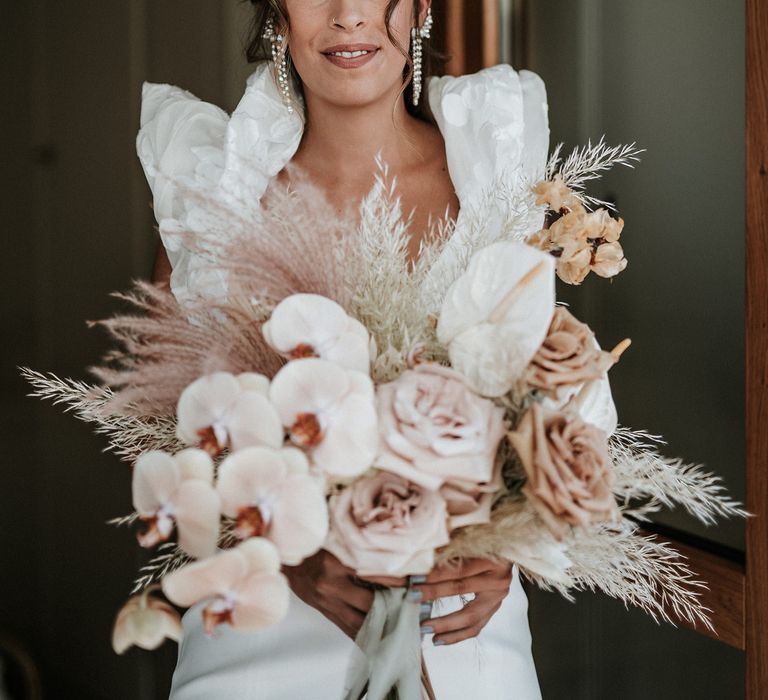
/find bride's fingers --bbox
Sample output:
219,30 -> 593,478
422,558 -> 501,584
423,593 -> 503,646
412,568 -> 512,602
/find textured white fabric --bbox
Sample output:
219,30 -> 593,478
136,61 -> 548,700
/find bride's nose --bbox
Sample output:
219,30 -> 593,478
327,1 -> 368,30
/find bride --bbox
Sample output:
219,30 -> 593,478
139,1 -> 547,698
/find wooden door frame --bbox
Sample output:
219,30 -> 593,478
440,0 -> 768,692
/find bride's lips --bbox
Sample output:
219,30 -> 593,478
321,43 -> 380,69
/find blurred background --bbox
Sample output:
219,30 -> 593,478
0,0 -> 746,698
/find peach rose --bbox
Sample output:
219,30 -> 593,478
324,471 -> 450,576
508,402 -> 620,540
525,306 -> 616,399
376,364 -> 507,491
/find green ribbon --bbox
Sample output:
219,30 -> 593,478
343,587 -> 423,700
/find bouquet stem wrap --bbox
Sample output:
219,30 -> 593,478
344,587 -> 428,700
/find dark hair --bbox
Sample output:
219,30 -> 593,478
243,0 -> 442,122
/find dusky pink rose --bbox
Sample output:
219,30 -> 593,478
525,306 -> 616,399
324,471 -> 450,577
439,457 -> 503,529
508,402 -> 620,540
376,364 -> 507,491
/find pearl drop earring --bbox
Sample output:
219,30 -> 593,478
263,15 -> 294,113
410,7 -> 433,107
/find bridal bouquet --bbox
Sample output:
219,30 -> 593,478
23,139 -> 745,698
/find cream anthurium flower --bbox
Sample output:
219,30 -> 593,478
111,587 -> 181,654
132,448 -> 221,559
162,538 -> 290,635
176,371 -> 283,457
437,241 -> 556,398
262,293 -> 372,373
216,446 -> 328,565
269,358 -> 378,480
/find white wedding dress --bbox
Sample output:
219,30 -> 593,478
137,61 -> 548,700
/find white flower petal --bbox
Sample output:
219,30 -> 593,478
269,358 -> 352,423
216,448 -> 288,518
162,549 -> 248,607
237,372 -> 271,395
268,475 -> 328,565
132,451 -> 180,515
237,537 -> 282,574
174,448 -> 215,484
231,571 -> 290,630
177,372 -> 241,445
264,294 -> 371,372
173,479 -> 222,559
437,241 -> 556,397
226,390 -> 285,451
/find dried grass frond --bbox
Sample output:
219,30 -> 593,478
20,368 -> 180,462
609,425 -> 750,523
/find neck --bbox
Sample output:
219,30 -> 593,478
295,83 -> 425,181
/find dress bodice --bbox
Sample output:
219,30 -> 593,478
136,61 -> 549,304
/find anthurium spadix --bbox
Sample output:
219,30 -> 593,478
176,371 -> 283,457
262,293 -> 373,373
162,538 -> 290,635
216,446 -> 329,565
268,358 -> 378,480
437,241 -> 556,397
132,448 -> 221,559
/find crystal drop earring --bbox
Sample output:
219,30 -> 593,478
410,7 -> 433,107
263,15 -> 294,114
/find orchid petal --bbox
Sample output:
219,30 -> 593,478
132,451 -> 180,515
237,372 -> 271,395
174,448 -> 215,484
162,549 -> 248,607
173,479 -> 222,559
231,571 -> 290,630
216,448 -> 288,518
226,391 -> 284,451
268,475 -> 328,565
237,536 -> 282,573
176,372 -> 240,445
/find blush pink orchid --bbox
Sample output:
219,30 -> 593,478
268,358 -> 378,481
132,448 -> 221,559
176,371 -> 283,457
262,293 -> 373,373
216,446 -> 328,565
161,538 -> 290,635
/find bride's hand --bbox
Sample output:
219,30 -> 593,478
369,558 -> 513,647
283,549 -> 378,640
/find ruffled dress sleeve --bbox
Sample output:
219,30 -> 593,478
427,63 -> 549,211
135,62 -> 303,304
421,64 -> 549,295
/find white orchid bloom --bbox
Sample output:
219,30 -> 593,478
268,358 -> 378,480
176,371 -> 283,456
216,446 -> 328,565
111,588 -> 181,654
437,241 -> 556,397
263,293 -> 372,373
162,538 -> 290,635
132,448 -> 221,559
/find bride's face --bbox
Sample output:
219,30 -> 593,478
283,0 -> 430,108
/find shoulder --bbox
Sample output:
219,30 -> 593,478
426,64 -> 549,204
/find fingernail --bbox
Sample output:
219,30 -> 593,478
409,574 -> 427,585
406,589 -> 422,602
420,626 -> 434,636
419,602 -> 433,620
433,639 -> 445,647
